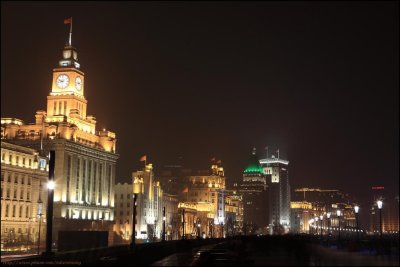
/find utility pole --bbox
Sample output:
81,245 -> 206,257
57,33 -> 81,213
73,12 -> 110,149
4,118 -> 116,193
162,207 -> 166,242
182,209 -> 185,240
44,151 -> 55,257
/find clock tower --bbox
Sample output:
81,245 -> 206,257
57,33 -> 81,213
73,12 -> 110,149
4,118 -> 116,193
46,32 -> 96,134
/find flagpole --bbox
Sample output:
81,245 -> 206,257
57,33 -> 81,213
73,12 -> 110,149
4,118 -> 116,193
69,17 -> 73,46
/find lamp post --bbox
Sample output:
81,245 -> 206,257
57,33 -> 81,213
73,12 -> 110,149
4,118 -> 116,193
327,212 -> 331,236
44,150 -> 55,257
130,193 -> 137,249
197,219 -> 201,239
162,207 -> 166,242
309,219 -> 314,235
182,209 -> 185,240
337,210 -> 341,242
320,215 -> 323,238
37,199 -> 43,255
354,205 -> 360,242
315,217 -> 319,237
377,200 -> 383,241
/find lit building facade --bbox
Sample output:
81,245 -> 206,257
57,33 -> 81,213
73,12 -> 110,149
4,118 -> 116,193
1,31 -> 118,247
113,183 -> 133,244
369,187 -> 399,234
260,155 -> 290,234
238,148 -> 268,234
132,164 -> 163,241
1,141 -> 48,251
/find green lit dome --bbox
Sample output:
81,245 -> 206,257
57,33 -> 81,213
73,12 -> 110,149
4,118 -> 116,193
243,148 -> 263,174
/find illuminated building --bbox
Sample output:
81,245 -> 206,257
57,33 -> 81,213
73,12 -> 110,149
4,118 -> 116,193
132,164 -> 163,241
113,183 -> 133,244
291,188 -> 358,234
1,28 -> 118,247
1,141 -> 48,251
260,154 -> 290,234
238,148 -> 268,234
162,193 -> 180,240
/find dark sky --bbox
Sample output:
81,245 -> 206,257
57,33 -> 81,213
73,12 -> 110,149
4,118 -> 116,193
2,2 -> 399,218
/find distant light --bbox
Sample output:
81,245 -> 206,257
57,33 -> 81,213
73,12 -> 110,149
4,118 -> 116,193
354,205 -> 360,214
47,180 -> 55,190
163,216 -> 166,221
377,200 -> 383,209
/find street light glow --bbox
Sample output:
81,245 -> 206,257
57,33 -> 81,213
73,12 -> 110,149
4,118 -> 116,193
337,210 -> 341,217
354,205 -> 359,213
47,180 -> 55,190
327,212 -> 331,219
377,200 -> 383,209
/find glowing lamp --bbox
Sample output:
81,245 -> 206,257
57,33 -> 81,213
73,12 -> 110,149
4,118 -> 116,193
354,205 -> 359,214
377,200 -> 383,209
47,180 -> 55,190
336,210 -> 341,217
327,212 -> 331,219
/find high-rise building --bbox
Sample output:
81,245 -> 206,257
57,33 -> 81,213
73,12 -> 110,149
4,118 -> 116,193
1,141 -> 48,251
260,154 -> 290,234
238,148 -> 268,234
132,164 -> 163,241
369,186 -> 399,234
1,27 -> 118,247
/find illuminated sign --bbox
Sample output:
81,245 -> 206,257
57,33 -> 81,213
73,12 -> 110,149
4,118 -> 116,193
372,186 -> 384,190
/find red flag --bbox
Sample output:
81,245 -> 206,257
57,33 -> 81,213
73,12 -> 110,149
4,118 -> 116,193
64,17 -> 72,24
140,155 -> 146,162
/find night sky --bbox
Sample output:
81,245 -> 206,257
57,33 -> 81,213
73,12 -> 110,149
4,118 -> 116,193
1,2 -> 398,223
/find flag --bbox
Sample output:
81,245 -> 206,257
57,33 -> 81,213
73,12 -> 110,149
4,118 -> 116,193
64,17 -> 72,24
140,155 -> 146,162
183,187 -> 188,193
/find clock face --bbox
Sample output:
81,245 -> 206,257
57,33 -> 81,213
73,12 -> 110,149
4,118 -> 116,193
75,76 -> 82,91
56,74 -> 69,89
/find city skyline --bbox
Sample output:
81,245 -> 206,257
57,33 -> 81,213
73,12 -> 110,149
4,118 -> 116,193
1,1 -> 398,214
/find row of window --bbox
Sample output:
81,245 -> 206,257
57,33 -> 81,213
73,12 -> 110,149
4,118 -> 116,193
3,227 -> 35,234
1,187 -> 31,200
1,153 -> 34,167
3,204 -> 30,218
1,172 -> 32,185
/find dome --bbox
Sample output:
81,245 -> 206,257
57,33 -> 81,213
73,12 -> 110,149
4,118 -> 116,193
243,148 -> 263,174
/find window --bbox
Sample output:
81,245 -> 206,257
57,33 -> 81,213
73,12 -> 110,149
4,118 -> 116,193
14,189 -> 17,199
27,191 -> 30,200
15,176 -> 18,184
19,206 -> 23,217
9,155 -> 12,163
21,177 -> 24,184
28,177 -> 31,185
127,202 -> 130,207
1,153 -> 4,161
6,189 -> 10,198
12,205 -> 16,217
120,211 -> 123,216
120,203 -> 123,208
120,194 -> 123,199
29,159 -> 32,167
16,156 -> 19,165
26,206 -> 29,218
20,189 -> 24,200
127,194 -> 130,199
5,205 -> 9,217
23,158 -> 26,166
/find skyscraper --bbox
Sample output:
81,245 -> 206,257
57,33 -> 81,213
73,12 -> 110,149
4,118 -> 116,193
238,148 -> 268,234
260,154 -> 290,234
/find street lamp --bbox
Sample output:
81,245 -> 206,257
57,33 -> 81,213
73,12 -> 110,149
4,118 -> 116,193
320,215 -> 323,238
354,205 -> 360,242
197,219 -> 201,239
309,219 -> 314,235
37,199 -> 43,255
44,150 -> 55,257
162,207 -> 166,242
377,200 -> 383,240
327,213 -> 331,236
337,210 -> 341,242
315,217 -> 319,236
